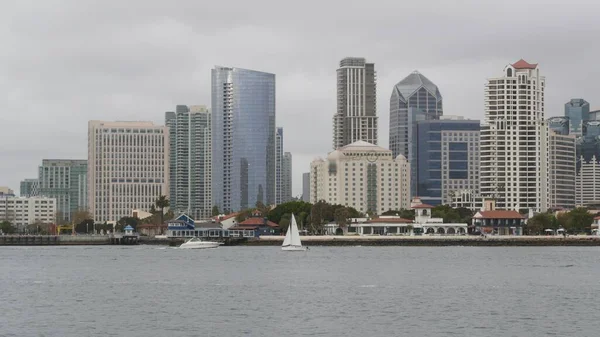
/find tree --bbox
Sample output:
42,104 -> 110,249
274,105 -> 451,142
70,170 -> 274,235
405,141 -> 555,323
150,204 -> 157,214
211,205 -> 220,217
268,201 -> 313,224
526,213 -> 554,235
0,221 -> 16,234
334,207 -> 351,229
279,217 -> 291,232
71,209 -> 93,226
298,211 -> 309,230
117,216 -> 140,231
565,207 -> 593,234
309,200 -> 328,234
154,195 -> 170,224
75,219 -> 95,233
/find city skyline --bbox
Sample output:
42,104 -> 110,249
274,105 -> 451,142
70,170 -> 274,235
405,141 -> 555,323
2,0 -> 600,197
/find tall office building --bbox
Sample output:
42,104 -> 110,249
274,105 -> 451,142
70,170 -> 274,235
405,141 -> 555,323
88,121 -> 169,222
302,172 -> 310,202
165,105 -> 211,220
310,141 -> 410,214
38,159 -> 87,222
414,117 -> 480,206
19,179 -> 39,197
282,152 -> 292,202
576,157 -> 600,206
480,59 -> 549,212
212,66 -> 276,212
389,71 -> 443,159
332,57 -> 377,149
548,130 -> 576,209
564,98 -> 590,136
275,127 -> 284,204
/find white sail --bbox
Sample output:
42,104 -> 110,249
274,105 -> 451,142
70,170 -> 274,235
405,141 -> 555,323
289,214 -> 302,247
282,222 -> 292,247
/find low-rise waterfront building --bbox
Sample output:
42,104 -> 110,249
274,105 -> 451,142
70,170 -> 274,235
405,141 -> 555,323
228,211 -> 280,236
471,199 -> 525,235
411,197 -> 468,235
166,213 -> 254,238
0,195 -> 57,231
310,141 -> 411,215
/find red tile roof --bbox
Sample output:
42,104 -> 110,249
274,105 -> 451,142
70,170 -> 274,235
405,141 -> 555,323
512,59 -> 538,69
474,210 -> 525,219
367,217 -> 413,224
238,217 -> 279,228
213,212 -> 239,222
594,216 -> 600,220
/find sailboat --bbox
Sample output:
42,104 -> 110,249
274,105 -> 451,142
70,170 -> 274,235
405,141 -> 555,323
281,213 -> 307,251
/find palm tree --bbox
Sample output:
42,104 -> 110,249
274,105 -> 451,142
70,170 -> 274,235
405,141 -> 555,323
155,195 -> 170,224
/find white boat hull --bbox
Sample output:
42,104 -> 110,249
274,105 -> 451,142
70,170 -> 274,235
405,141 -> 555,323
180,242 -> 222,249
282,245 -> 307,251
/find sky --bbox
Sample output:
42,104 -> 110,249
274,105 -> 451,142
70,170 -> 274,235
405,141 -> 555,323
1,0 -> 599,197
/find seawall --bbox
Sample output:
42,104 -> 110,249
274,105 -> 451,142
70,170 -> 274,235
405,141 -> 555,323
243,235 -> 600,247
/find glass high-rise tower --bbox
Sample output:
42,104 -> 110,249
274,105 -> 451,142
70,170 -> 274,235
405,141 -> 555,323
211,66 -> 276,212
165,105 -> 212,220
389,71 -> 443,160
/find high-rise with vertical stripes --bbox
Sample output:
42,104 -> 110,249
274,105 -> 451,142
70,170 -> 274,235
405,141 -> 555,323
165,105 -> 212,220
332,57 -> 377,150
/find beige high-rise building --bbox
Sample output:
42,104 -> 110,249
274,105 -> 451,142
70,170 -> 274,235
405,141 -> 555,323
88,121 -> 169,223
310,141 -> 410,215
548,130 -> 576,209
480,59 -> 549,212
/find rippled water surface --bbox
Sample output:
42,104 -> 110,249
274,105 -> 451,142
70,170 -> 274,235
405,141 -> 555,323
1,245 -> 600,336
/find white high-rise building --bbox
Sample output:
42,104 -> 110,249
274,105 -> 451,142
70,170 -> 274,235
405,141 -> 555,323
480,60 -> 549,212
310,141 -> 410,214
332,57 -> 378,149
0,196 -> 56,231
576,157 -> 600,206
88,121 -> 169,223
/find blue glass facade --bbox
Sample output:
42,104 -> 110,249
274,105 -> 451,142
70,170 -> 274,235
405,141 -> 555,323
415,119 -> 480,206
564,99 -> 589,136
212,67 -> 276,212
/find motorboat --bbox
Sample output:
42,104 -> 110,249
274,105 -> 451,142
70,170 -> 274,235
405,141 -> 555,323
179,237 -> 222,249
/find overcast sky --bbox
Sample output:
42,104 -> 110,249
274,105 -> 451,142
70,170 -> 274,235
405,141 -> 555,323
1,0 -> 599,197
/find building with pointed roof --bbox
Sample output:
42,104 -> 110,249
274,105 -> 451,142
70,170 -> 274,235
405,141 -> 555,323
389,71 -> 443,160
310,141 -> 410,215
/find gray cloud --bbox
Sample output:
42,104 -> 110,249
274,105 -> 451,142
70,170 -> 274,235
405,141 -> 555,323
1,0 -> 599,197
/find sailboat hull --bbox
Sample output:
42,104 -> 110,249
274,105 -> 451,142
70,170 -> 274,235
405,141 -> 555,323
281,245 -> 307,251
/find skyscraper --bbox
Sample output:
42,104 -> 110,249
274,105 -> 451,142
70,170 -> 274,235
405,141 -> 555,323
282,152 -> 292,202
414,117 -> 480,206
389,71 -> 443,159
88,121 -> 169,222
19,179 -> 39,197
38,159 -> 87,222
165,105 -> 212,220
212,66 -> 276,212
564,98 -> 590,136
332,57 -> 377,149
548,130 -> 576,209
480,59 -> 549,212
302,172 -> 310,202
275,127 -> 284,204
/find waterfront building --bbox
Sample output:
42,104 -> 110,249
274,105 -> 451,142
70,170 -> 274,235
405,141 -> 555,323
228,210 -> 280,235
275,127 -> 284,205
576,157 -> 600,206
302,172 -> 310,202
310,141 -> 410,215
0,195 -> 56,231
471,198 -> 525,235
19,179 -> 39,197
88,121 -> 169,223
332,57 -> 378,149
37,159 -> 87,222
389,71 -> 443,159
211,66 -> 276,212
411,197 -> 468,235
165,105 -> 212,220
282,152 -> 292,202
167,213 -> 255,238
414,116 -> 480,205
549,130 -> 576,209
480,59 -> 549,212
